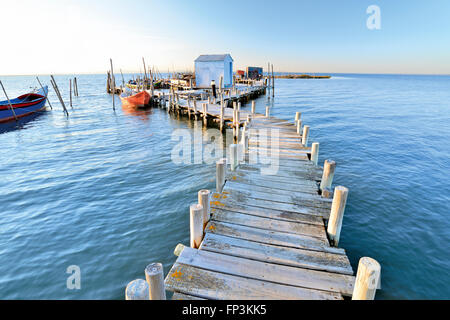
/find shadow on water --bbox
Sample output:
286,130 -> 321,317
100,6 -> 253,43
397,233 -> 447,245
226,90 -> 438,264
0,110 -> 48,134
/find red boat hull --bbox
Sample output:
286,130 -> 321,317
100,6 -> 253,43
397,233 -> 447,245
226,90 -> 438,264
120,91 -> 150,108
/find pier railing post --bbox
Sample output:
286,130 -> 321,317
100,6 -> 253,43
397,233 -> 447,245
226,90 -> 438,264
327,186 -> 348,246
352,257 -> 381,300
251,100 -> 255,114
311,142 -> 319,166
302,125 -> 310,146
125,279 -> 149,300
296,120 -> 302,134
295,112 -> 301,122
320,159 -> 336,197
144,263 -> 166,300
190,204 -> 204,249
230,144 -> 238,171
216,158 -> 226,192
198,190 -> 211,228
265,105 -> 270,117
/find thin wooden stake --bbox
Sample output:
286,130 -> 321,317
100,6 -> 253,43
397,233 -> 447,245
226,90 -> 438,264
36,76 -> 52,109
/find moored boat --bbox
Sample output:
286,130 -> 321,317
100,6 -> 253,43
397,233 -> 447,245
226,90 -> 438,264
120,90 -> 150,108
0,86 -> 48,123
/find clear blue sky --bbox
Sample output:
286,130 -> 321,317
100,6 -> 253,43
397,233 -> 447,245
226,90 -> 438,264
1,0 -> 449,75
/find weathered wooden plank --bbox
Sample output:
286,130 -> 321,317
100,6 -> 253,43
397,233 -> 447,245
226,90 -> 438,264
221,186 -> 332,211
232,164 -> 322,181
210,207 -> 326,239
210,198 -> 323,225
165,263 -> 343,300
227,170 -> 318,188
177,247 -> 355,295
205,221 -> 341,254
250,141 -> 310,150
212,190 -> 328,217
201,233 -> 352,274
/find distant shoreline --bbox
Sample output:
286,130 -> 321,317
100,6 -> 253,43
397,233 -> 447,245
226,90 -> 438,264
275,74 -> 331,79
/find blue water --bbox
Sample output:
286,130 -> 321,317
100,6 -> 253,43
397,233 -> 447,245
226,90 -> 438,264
0,74 -> 449,299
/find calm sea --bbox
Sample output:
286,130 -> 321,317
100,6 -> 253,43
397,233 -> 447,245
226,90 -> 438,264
0,73 -> 449,299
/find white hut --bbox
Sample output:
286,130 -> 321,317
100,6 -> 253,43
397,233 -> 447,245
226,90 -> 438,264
194,54 -> 233,89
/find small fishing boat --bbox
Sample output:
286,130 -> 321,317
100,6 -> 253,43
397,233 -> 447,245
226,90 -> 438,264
0,86 -> 48,123
120,90 -> 150,108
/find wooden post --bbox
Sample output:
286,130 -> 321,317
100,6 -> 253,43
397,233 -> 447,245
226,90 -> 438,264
69,79 -> 72,108
144,263 -> 166,300
50,75 -> 69,116
302,125 -> 310,146
265,105 -> 270,117
320,159 -> 336,194
251,100 -> 255,114
198,190 -> 211,228
237,101 -> 241,111
311,142 -> 319,165
125,279 -> 149,300
271,64 -> 275,97
295,112 -> 301,122
202,103 -> 207,126
190,203 -> 204,248
193,99 -> 198,120
110,58 -> 115,109
327,186 -> 348,246
36,76 -> 52,109
230,144 -> 238,171
173,243 -> 186,257
74,77 -> 78,96
216,158 -> 226,192
296,120 -> 302,134
352,257 -> 381,300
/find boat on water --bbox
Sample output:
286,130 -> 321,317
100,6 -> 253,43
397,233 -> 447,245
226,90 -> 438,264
0,86 -> 48,123
120,90 -> 150,108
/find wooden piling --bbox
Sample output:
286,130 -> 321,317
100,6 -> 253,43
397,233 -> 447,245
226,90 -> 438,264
230,144 -> 238,171
216,158 -> 226,193
302,125 -> 310,146
198,190 -> 211,228
352,257 -> 381,300
251,100 -> 255,114
145,263 -> 166,300
296,120 -> 302,134
327,186 -> 348,246
295,112 -> 301,122
125,279 -> 149,300
320,160 -> 336,194
190,204 -> 204,249
311,142 -> 319,165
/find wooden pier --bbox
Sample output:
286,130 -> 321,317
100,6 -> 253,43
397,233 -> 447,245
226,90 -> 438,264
125,89 -> 381,301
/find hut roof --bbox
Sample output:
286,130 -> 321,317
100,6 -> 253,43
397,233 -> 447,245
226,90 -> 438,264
195,54 -> 233,62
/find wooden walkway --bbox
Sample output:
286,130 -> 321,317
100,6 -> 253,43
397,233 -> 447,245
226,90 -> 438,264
125,90 -> 381,301
164,114 -> 357,300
